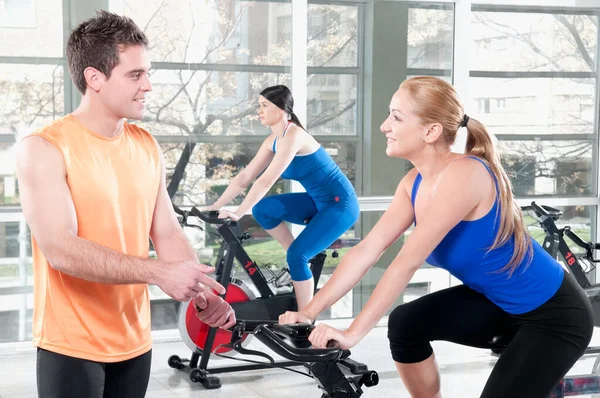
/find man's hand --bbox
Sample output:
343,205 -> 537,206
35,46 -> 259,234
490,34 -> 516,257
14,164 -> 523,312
194,291 -> 236,329
154,260 -> 225,303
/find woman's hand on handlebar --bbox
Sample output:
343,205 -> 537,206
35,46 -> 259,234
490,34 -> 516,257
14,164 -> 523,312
278,310 -> 313,325
309,323 -> 360,350
218,209 -> 240,221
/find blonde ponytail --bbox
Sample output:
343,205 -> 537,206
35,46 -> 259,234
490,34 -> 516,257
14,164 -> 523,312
465,117 -> 533,276
399,76 -> 533,276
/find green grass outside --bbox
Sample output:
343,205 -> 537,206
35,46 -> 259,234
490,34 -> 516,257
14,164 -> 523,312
204,239 -> 349,271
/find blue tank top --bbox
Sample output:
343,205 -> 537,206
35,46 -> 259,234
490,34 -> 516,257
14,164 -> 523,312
272,122 -> 356,206
411,156 -> 564,314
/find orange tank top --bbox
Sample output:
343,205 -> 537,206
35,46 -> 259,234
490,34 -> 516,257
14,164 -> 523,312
29,114 -> 161,362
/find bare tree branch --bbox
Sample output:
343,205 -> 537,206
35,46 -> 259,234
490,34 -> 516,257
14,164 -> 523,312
474,12 -> 563,71
554,15 -> 594,71
212,105 -> 257,123
141,116 -> 191,134
307,100 -> 356,129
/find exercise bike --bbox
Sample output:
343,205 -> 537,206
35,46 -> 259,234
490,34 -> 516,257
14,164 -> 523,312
167,204 -> 357,388
522,202 -> 600,330
485,201 -> 600,397
209,319 -> 379,397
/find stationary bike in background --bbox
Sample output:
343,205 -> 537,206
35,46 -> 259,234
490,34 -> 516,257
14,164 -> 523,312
521,202 -> 600,323
490,202 -> 600,355
167,204 -> 358,388
517,202 -> 600,398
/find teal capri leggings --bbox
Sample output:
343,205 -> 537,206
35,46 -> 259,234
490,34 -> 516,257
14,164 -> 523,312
252,192 -> 359,281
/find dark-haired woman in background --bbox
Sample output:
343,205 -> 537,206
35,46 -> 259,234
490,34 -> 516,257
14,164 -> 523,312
210,85 -> 359,310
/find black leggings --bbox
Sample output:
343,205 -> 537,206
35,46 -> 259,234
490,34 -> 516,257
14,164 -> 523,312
37,348 -> 152,398
388,272 -> 594,398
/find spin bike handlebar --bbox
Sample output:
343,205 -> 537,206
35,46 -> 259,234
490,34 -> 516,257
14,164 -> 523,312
521,202 -> 563,219
172,204 -> 232,225
522,201 -> 600,263
230,320 -> 345,363
189,207 -> 232,225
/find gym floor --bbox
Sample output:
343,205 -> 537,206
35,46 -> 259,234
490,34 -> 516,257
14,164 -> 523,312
1,318 -> 599,398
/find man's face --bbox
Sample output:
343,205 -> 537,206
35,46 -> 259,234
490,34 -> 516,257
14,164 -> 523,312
98,45 -> 152,120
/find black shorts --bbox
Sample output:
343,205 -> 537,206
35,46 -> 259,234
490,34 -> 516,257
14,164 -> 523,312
387,271 -> 593,398
37,347 -> 152,398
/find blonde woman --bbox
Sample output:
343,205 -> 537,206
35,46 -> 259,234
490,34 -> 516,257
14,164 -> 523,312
281,76 -> 593,398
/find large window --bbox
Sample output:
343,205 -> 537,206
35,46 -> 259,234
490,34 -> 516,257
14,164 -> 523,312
1,0 -> 600,343
307,4 -> 360,139
0,0 -> 64,341
120,1 -> 365,309
407,3 -> 454,77
122,1 -> 362,205
469,7 -> 599,199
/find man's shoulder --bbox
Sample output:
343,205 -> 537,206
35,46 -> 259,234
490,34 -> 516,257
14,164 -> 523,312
20,115 -> 77,155
28,115 -> 72,139
124,121 -> 152,136
123,121 -> 161,160
124,121 -> 158,144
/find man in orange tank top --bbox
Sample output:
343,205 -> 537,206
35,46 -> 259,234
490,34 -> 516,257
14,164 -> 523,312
15,11 -> 235,398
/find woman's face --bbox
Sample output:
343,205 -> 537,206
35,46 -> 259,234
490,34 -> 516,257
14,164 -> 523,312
258,95 -> 286,127
380,88 -> 428,158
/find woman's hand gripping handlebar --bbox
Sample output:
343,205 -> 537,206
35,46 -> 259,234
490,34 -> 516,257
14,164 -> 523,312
227,320 -> 345,363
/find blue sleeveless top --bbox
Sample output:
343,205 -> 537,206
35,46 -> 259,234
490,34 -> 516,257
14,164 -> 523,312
411,156 -> 564,314
272,122 -> 356,206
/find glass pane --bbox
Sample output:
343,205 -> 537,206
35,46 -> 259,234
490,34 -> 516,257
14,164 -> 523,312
1,64 -> 65,207
0,0 -> 63,57
0,293 -> 33,342
407,4 -> 454,71
499,139 -> 593,197
0,143 -> 19,205
122,0 -> 292,65
0,221 -> 32,288
140,70 -> 289,136
471,11 -> 598,72
469,77 -> 595,136
307,4 -> 358,67
307,74 -> 357,136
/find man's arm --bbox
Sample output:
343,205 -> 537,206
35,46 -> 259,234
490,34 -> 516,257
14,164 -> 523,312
148,138 -> 235,327
16,136 -> 223,301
